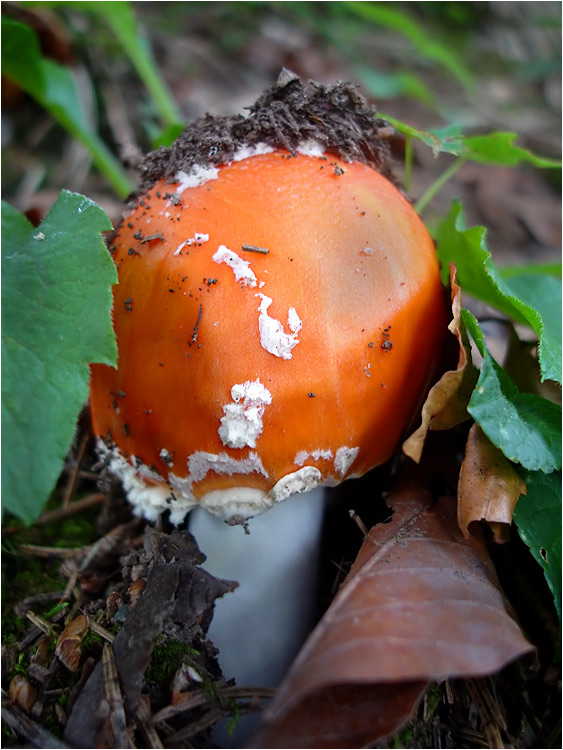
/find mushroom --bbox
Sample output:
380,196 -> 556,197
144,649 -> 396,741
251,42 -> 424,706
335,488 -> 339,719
89,76 -> 447,701
90,149 -> 445,526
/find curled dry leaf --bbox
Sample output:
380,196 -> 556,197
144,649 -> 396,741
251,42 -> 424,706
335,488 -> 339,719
9,674 -> 38,712
250,483 -> 534,749
403,265 -> 477,463
458,423 -> 527,540
55,614 -> 89,672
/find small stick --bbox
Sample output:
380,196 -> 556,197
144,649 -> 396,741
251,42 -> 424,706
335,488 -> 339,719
242,244 -> 270,255
191,303 -> 203,345
87,618 -> 115,644
62,431 -> 91,507
25,611 -> 52,635
349,509 -> 369,537
19,545 -> 87,559
140,232 -> 164,243
38,493 -> 106,525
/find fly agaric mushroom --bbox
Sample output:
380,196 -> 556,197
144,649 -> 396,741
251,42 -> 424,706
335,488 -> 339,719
90,74 -> 446,526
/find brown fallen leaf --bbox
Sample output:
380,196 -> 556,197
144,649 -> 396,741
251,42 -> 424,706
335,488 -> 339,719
458,423 -> 527,540
55,614 -> 89,672
403,266 -> 477,463
250,483 -> 534,749
9,674 -> 38,713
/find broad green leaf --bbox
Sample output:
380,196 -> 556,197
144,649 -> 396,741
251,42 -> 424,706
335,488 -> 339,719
500,262 -> 562,279
1,193 -> 117,524
1,17 -> 133,198
461,132 -> 562,168
383,118 -> 561,168
501,273 -> 562,386
462,313 -> 561,474
514,470 -> 562,621
435,201 -> 562,383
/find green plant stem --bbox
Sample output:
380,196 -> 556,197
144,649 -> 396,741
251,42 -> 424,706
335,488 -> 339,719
106,20 -> 183,128
414,157 -> 467,215
48,100 -> 134,198
403,134 -> 413,193
76,131 -> 135,199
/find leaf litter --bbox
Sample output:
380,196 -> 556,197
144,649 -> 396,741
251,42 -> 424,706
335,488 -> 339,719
1,285 -> 556,748
402,266 -> 478,463
2,6 -> 561,743
458,424 -> 527,541
2,412 -> 276,749
249,479 -> 534,748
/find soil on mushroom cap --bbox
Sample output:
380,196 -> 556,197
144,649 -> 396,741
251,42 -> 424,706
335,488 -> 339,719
136,70 -> 396,204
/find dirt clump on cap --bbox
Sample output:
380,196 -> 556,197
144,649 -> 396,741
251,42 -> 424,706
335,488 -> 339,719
137,69 -> 395,197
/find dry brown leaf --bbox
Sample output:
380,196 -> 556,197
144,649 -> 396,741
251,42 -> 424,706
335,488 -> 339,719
249,682 -> 426,749
403,266 -> 477,462
458,423 -> 527,539
250,483 -> 534,749
55,614 -> 88,672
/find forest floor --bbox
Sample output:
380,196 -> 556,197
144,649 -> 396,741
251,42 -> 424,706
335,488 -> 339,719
2,2 -> 561,748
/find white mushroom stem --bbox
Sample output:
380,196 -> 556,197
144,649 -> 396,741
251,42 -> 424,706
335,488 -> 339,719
188,488 -> 326,687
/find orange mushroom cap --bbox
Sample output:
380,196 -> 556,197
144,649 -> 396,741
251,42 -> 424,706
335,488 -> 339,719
90,142 -> 446,523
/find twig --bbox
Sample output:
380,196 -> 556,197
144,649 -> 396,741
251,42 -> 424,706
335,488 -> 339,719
18,544 -> 89,559
153,685 -> 275,724
1,697 -> 72,749
15,591 -> 67,618
25,612 -> 53,636
162,707 -> 224,746
135,694 -> 164,749
87,617 -> 115,644
43,492 -> 106,524
242,244 -> 270,254
349,508 -> 369,537
78,518 -> 141,572
62,431 -> 92,507
101,644 -> 132,749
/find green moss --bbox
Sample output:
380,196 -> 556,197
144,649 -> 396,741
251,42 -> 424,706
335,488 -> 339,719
81,628 -> 103,650
1,554 -> 66,622
1,500 -> 99,644
145,639 -> 199,686
12,652 -> 29,677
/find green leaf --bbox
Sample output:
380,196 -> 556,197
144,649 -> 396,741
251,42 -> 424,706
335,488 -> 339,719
382,117 -> 464,156
463,315 -> 561,473
435,201 -> 562,383
1,193 -> 117,524
382,118 -> 561,169
460,309 -> 486,357
514,470 -> 562,621
499,262 -> 562,279
502,273 -> 562,386
1,16 -> 133,198
37,0 -> 184,129
461,132 -> 562,168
